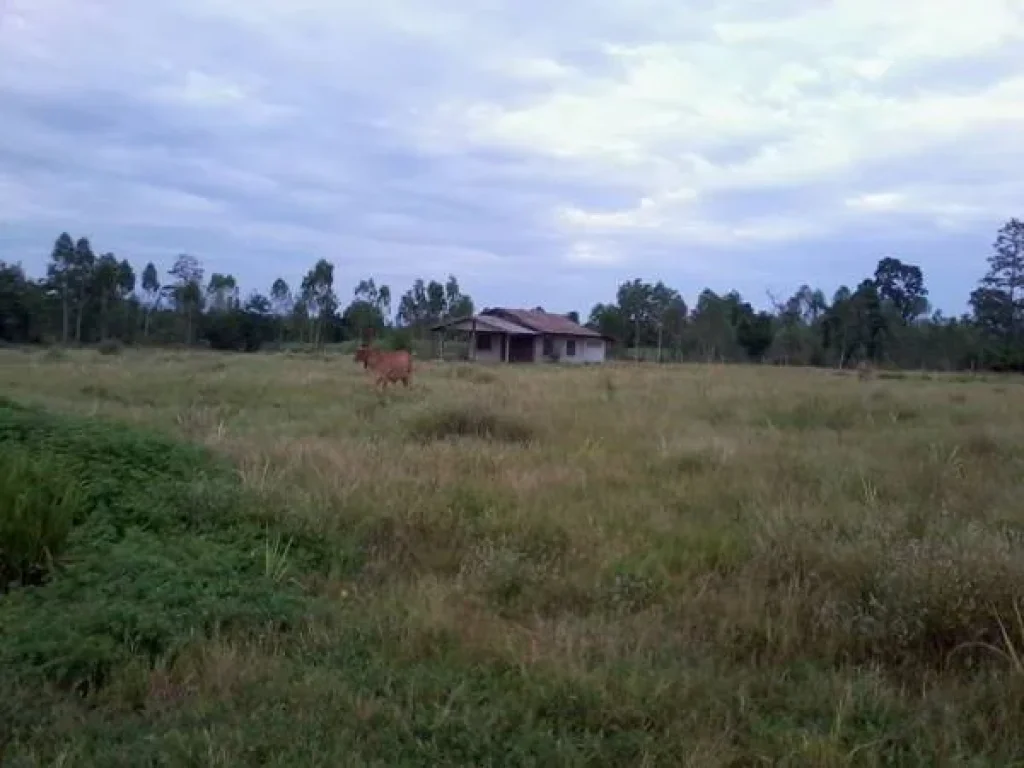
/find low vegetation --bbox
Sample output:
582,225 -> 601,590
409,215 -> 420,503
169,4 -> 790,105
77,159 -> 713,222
2,347 -> 1024,764
407,403 -> 537,444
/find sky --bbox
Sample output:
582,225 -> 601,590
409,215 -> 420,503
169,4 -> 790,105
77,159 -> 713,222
2,0 -> 1023,318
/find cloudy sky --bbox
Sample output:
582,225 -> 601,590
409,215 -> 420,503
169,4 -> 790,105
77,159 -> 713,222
2,0 -> 1022,316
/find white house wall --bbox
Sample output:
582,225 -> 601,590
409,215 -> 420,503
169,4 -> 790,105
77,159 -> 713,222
534,335 -> 605,364
462,332 -> 606,364
471,333 -> 506,362
583,339 -> 606,363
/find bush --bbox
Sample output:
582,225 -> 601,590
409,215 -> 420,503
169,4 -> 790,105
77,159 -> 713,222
202,309 -> 274,352
0,446 -> 86,591
385,327 -> 414,352
96,339 -> 123,356
408,404 -> 536,444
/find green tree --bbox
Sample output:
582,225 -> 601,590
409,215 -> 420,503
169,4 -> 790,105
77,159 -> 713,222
443,275 -> 473,319
168,254 -> 204,345
70,237 -> 96,343
649,281 -> 682,362
587,302 -> 627,346
971,218 -> 1024,344
141,262 -> 161,338
0,261 -> 44,343
92,253 -> 120,340
270,278 -> 293,343
300,259 -> 337,348
45,233 -> 75,344
616,278 -> 655,360
206,273 -> 239,313
874,257 -> 928,324
397,279 -> 430,328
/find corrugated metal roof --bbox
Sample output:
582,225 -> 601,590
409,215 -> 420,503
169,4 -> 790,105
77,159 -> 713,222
431,315 -> 538,334
483,308 -> 604,338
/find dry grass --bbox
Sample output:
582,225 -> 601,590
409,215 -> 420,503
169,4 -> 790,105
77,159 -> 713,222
3,347 -> 1024,764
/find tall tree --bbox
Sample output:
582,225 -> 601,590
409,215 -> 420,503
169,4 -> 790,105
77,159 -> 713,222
354,278 -> 393,323
0,261 -> 43,343
300,259 -> 337,348
206,273 -> 239,313
587,302 -> 627,345
426,280 -> 446,321
141,262 -> 161,338
874,257 -> 928,324
970,218 -> 1024,344
91,253 -> 120,340
616,278 -> 655,361
443,275 -> 473,319
168,253 -> 204,344
46,233 -> 75,344
649,281 -> 682,362
397,279 -> 430,328
71,237 -> 96,343
691,289 -> 739,362
270,278 -> 293,342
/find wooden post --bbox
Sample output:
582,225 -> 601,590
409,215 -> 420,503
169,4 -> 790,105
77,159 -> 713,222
470,317 -> 477,362
503,333 -> 509,363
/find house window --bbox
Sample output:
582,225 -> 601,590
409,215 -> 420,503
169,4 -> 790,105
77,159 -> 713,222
476,333 -> 492,351
566,339 -> 576,356
542,337 -> 553,356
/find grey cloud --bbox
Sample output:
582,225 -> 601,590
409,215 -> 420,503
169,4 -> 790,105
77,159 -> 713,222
1,0 -> 1019,314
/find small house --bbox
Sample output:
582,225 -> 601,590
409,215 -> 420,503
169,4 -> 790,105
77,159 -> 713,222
432,307 -> 609,364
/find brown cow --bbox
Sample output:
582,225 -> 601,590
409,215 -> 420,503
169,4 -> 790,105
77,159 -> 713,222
355,345 -> 413,392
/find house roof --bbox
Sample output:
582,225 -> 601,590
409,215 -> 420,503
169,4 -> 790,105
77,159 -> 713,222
430,308 -> 608,340
431,314 -> 537,335
483,308 -> 604,338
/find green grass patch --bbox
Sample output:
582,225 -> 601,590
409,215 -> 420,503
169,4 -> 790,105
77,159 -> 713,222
0,397 -> 325,698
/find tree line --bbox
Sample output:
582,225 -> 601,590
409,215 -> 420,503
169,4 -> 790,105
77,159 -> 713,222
0,234 -> 476,353
586,217 -> 1022,371
0,217 -> 1021,370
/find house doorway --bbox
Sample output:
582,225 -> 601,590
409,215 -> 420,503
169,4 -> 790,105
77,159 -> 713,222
507,335 -> 536,362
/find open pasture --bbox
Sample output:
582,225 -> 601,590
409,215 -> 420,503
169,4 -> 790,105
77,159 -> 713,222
3,347 -> 1024,765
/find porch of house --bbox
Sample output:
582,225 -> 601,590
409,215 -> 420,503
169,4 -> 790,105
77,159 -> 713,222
430,316 -> 540,363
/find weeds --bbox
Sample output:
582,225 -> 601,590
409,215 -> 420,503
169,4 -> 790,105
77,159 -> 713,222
408,403 -> 536,443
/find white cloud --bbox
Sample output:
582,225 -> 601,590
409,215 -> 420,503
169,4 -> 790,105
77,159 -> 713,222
422,0 -> 1024,247
565,241 -> 621,266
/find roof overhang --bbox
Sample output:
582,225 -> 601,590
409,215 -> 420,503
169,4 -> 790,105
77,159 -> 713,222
430,315 -> 538,335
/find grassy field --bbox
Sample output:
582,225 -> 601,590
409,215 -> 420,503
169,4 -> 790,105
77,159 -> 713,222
2,347 -> 1024,765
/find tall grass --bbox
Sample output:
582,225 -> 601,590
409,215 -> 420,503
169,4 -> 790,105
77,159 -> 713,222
0,445 -> 84,590
2,347 -> 1024,764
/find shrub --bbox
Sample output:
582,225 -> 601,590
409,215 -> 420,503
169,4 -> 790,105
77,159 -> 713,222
386,328 -> 414,352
